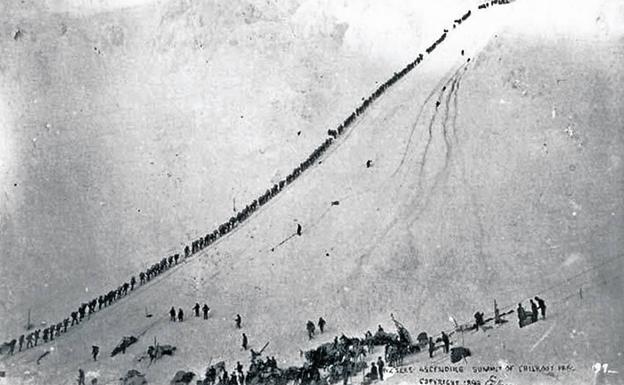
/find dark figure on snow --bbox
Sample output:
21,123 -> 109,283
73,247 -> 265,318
250,348 -> 262,362
77,369 -> 86,385
530,300 -> 539,323
170,307 -> 176,322
377,325 -> 384,333
235,314 -> 242,328
296,223 -> 302,236
365,331 -> 374,353
428,337 -> 435,358
474,311 -> 485,330
341,356 -> 351,385
177,308 -> 184,322
203,304 -> 210,319
377,357 -> 385,381
8,339 -> 16,355
174,254 -> 179,264
194,303 -> 200,317
366,160 -> 373,168
148,346 -> 156,363
71,311 -> 79,326
18,334 -> 24,351
535,296 -> 546,319
92,345 -> 99,361
306,320 -> 315,340
130,276 -> 136,290
318,317 -> 326,333
205,366 -> 217,385
63,318 -> 69,332
368,362 -> 378,380
441,331 -> 450,353
242,333 -> 248,350
517,303 -> 526,328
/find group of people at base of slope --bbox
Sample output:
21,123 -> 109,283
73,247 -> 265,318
470,297 -> 547,331
168,294 -> 546,385
169,303 -> 211,322
306,317 -> 327,340
203,360 -> 249,385
517,296 -> 547,327
363,357 -> 387,383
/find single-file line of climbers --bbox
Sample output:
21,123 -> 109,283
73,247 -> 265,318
1,0 -> 515,358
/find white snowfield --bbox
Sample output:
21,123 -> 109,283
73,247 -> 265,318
0,0 -> 623,384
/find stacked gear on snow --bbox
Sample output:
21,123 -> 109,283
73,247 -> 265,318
170,371 -> 195,385
111,336 -> 138,357
121,370 -> 147,385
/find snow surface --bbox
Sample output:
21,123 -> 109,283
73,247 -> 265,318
0,0 -> 623,384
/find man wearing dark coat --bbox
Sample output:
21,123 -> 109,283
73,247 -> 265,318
517,303 -> 526,327
428,337 -> 435,358
369,362 -> 378,380
530,300 -> 539,323
318,317 -> 326,333
306,321 -> 315,340
235,314 -> 242,328
377,357 -> 385,381
242,333 -> 248,350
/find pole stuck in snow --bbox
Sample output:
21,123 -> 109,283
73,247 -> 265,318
579,287 -> 583,300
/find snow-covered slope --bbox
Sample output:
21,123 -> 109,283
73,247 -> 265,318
1,0 -> 623,384
0,0 -> 407,335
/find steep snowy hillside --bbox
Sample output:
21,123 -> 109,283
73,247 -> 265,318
1,0 -> 623,385
0,0 -> 439,335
